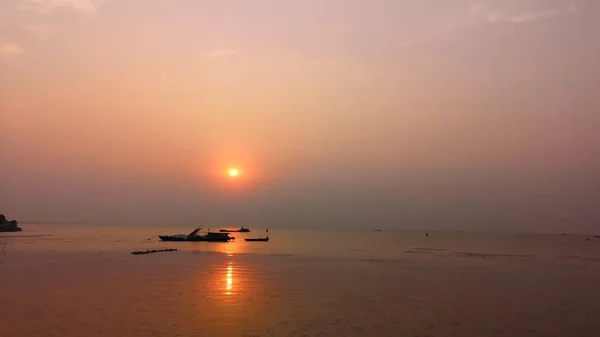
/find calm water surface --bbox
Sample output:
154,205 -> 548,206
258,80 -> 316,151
3,223 -> 600,259
1,224 -> 599,336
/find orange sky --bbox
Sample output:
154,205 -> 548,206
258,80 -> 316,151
1,0 -> 599,232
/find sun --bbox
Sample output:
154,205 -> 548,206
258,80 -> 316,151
228,168 -> 240,178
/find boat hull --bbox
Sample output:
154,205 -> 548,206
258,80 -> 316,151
159,235 -> 188,242
245,238 -> 269,242
159,234 -> 234,242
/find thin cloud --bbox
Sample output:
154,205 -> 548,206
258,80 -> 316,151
399,1 -> 580,51
469,1 -> 578,24
0,39 -> 25,61
19,0 -> 105,14
507,5 -> 577,23
204,50 -> 237,59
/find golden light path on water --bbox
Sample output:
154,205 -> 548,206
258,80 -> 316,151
226,263 -> 233,295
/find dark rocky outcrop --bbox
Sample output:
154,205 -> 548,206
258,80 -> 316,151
0,214 -> 22,232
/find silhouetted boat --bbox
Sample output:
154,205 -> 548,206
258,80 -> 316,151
159,227 -> 234,242
245,237 -> 269,242
219,226 -> 250,233
245,228 -> 269,242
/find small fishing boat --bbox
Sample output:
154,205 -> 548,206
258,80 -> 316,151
159,227 -> 234,242
245,229 -> 269,242
245,237 -> 269,242
219,226 -> 250,233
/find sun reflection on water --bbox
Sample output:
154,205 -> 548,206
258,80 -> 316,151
226,263 -> 233,295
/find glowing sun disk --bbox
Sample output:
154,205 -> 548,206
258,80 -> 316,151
228,168 -> 240,177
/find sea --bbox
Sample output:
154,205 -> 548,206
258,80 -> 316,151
1,223 -> 599,337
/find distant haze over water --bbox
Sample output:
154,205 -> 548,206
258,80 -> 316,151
1,0 -> 599,233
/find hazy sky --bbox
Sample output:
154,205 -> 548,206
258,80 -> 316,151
1,0 -> 599,232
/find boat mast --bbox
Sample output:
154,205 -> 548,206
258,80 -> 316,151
187,226 -> 202,237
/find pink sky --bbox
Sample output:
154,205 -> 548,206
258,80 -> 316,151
1,0 -> 599,232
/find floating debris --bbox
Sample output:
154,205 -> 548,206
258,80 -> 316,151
131,248 -> 178,255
